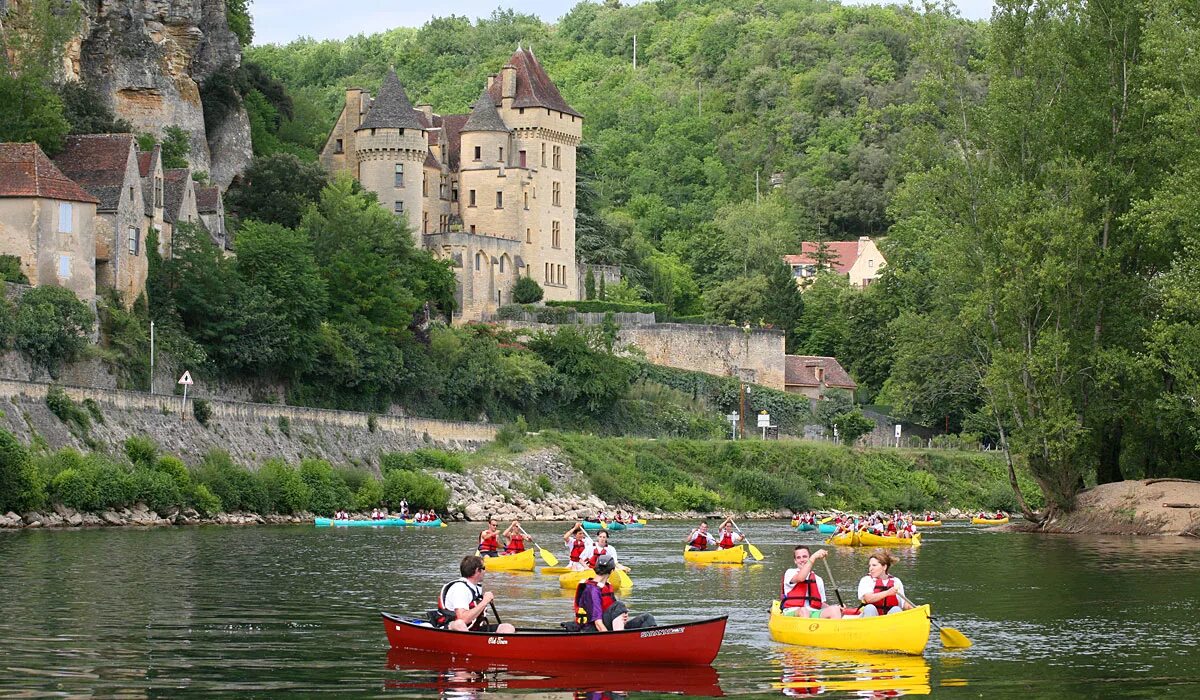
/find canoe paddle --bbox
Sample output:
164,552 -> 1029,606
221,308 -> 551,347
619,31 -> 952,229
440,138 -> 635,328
516,524 -> 559,567
730,520 -> 764,561
896,591 -> 972,648
820,558 -> 849,609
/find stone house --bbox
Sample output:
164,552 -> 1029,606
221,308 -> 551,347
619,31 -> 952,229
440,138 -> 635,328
320,47 -> 582,320
195,185 -> 228,251
51,134 -> 148,305
783,355 -> 858,400
784,236 -> 887,289
137,146 -> 166,255
0,143 -> 99,302
162,168 -> 200,255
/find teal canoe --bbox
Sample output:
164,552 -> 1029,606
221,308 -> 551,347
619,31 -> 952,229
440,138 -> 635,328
581,521 -> 628,531
796,523 -> 817,532
819,523 -> 836,534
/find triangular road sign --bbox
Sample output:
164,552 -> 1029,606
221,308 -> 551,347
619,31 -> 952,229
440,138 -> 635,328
177,371 -> 194,386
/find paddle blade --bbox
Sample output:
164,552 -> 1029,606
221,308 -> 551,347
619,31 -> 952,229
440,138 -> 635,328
538,546 -> 559,567
748,543 -> 764,561
939,626 -> 973,648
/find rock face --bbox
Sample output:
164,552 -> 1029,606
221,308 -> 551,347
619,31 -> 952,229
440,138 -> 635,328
75,0 -> 251,188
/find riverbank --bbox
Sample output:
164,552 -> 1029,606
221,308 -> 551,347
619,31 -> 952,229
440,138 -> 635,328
1031,478 -> 1200,537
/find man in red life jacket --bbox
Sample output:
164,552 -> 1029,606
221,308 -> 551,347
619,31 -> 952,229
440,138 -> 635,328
573,554 -> 656,632
435,555 -> 517,633
563,522 -> 591,571
478,519 -> 501,557
684,522 -> 716,551
716,518 -> 745,549
780,546 -> 844,619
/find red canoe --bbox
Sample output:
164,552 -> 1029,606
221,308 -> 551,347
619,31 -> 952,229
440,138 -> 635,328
381,612 -> 728,666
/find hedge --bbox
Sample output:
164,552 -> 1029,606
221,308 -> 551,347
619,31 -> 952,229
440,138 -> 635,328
545,300 -> 667,315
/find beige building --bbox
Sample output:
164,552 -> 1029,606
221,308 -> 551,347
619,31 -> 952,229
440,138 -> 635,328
52,134 -> 149,305
784,236 -> 886,289
195,185 -> 229,251
0,143 -> 99,302
137,146 -> 166,256
162,168 -> 200,255
320,47 -> 582,320
784,355 -> 858,400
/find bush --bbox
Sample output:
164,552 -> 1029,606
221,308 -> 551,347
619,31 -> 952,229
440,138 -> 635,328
153,456 -> 192,490
0,254 -> 29,284
14,286 -> 94,373
545,300 -> 668,315
353,476 -> 384,510
336,467 -> 371,494
0,428 -> 43,512
192,450 -> 268,513
410,449 -> 465,473
495,416 -> 528,447
193,398 -> 213,426
191,483 -> 222,515
91,459 -> 136,510
299,458 -> 350,515
82,398 -> 104,425
833,409 -> 876,445
130,468 -> 182,513
124,436 -> 158,467
49,468 -> 98,511
258,459 -> 311,514
278,415 -> 291,437
512,277 -> 544,304
380,452 -> 418,473
382,469 -> 448,511
46,386 -> 90,434
672,483 -> 720,512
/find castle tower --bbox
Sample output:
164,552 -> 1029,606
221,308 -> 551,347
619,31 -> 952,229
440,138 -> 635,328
353,70 -> 427,237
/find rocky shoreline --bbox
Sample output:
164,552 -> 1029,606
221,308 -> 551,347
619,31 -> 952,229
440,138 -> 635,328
0,503 -> 314,529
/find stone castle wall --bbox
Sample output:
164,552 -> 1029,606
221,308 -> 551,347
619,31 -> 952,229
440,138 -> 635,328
618,323 -> 786,390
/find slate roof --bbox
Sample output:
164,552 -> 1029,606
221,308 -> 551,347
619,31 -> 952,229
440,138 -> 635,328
195,185 -> 221,214
441,113 -> 469,171
486,47 -> 581,118
51,134 -> 138,212
162,169 -> 190,223
783,241 -> 867,275
356,70 -> 424,131
784,356 -> 857,390
462,90 -> 509,133
0,143 -> 99,204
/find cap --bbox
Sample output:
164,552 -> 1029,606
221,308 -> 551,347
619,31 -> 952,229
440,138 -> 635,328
594,554 -> 616,574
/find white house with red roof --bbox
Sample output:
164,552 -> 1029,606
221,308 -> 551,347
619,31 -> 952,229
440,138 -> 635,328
783,235 -> 886,289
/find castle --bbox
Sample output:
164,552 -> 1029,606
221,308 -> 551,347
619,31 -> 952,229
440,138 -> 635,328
319,48 -> 582,321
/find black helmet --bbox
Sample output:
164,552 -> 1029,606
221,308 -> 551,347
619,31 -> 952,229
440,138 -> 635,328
594,554 -> 616,575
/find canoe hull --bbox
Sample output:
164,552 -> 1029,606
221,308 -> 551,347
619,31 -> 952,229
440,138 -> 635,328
768,601 -> 931,655
796,524 -> 816,532
913,520 -> 942,527
818,523 -> 836,534
971,517 -> 1009,525
559,568 -> 632,590
683,545 -> 745,564
482,549 -> 536,571
826,532 -> 921,547
381,612 -> 728,666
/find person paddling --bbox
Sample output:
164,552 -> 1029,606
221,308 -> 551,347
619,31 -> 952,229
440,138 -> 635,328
564,522 -> 591,571
716,518 -> 745,550
503,520 -> 528,554
684,522 -> 716,551
478,519 -> 501,557
780,546 -> 844,619
433,555 -> 517,633
586,529 -> 630,573
573,554 -> 655,632
857,549 -> 914,617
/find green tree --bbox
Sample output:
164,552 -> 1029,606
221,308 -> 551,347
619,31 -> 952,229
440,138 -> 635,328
585,268 -> 596,300
14,286 -> 94,374
0,428 -> 42,513
833,409 -> 876,446
225,153 -> 329,228
0,73 -> 70,154
56,82 -> 131,135
160,127 -> 191,169
512,276 -> 544,304
762,261 -> 804,352
225,0 -> 254,47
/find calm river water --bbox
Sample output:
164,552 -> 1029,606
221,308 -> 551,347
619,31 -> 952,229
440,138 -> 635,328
1,519 -> 1198,698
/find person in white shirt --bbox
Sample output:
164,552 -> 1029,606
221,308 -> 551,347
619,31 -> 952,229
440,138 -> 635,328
684,522 -> 718,551
436,555 -> 516,633
583,530 -> 630,572
856,549 -> 915,617
780,546 -> 843,619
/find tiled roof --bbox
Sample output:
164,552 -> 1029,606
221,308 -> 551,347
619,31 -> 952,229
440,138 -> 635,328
51,134 -> 138,212
0,143 -> 99,204
195,185 -> 221,214
487,47 -> 581,118
162,169 -> 190,223
424,150 -> 440,169
356,70 -> 424,131
462,90 -> 509,133
784,355 -> 857,390
783,241 -> 864,275
441,113 -> 469,171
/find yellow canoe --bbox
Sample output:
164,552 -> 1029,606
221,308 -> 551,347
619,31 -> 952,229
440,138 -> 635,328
683,545 -> 745,564
825,531 -> 858,546
913,520 -> 942,527
557,568 -> 632,590
775,646 -> 931,694
825,532 -> 921,547
481,549 -> 535,571
972,516 -> 1009,525
768,600 -> 932,655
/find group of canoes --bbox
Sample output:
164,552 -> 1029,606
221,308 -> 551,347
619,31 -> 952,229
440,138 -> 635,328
315,508 -> 444,527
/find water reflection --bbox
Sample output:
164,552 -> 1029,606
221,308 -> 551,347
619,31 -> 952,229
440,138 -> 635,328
773,647 -> 932,697
385,650 -> 724,696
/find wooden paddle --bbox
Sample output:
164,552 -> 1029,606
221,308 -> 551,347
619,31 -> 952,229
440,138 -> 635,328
729,520 -> 764,561
516,524 -> 559,567
820,558 -> 849,609
896,591 -> 972,648
488,600 -> 503,625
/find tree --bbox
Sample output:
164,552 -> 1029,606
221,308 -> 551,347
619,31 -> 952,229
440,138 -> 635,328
585,268 -> 596,300
512,277 -> 544,304
161,127 -> 191,169
14,287 -> 93,374
0,73 -> 70,154
702,275 -> 769,325
833,409 -> 875,446
0,428 -> 42,513
762,261 -> 804,352
226,153 -> 329,228
57,82 -> 131,135
225,0 -> 254,47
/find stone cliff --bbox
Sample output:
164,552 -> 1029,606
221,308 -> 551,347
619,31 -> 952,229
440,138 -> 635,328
70,0 -> 251,188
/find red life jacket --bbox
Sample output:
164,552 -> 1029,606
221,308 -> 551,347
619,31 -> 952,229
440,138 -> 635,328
479,531 -> 499,553
719,531 -> 735,549
436,579 -> 485,630
689,532 -> 709,550
869,577 -> 899,615
781,572 -> 823,610
588,545 -> 608,570
573,578 -> 616,627
505,534 -> 525,553
569,538 -> 587,562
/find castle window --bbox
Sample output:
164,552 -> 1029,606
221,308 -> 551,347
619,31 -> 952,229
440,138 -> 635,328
335,139 -> 344,154
452,187 -> 459,202
526,227 -> 531,243
498,147 -> 504,162
496,191 -> 503,209
468,189 -> 476,207
552,221 -> 561,249
541,144 -> 546,167
422,173 -> 428,196
519,108 -> 525,115
440,175 -> 448,199
470,225 -> 476,233
128,226 -> 139,255
473,146 -> 481,161
58,255 -> 71,280
552,182 -> 561,206
544,263 -> 549,282
58,203 -> 73,233
523,192 -> 528,210
499,257 -> 506,273
475,253 -> 481,271
519,150 -> 527,168
423,211 -> 429,233
552,145 -> 561,170
394,163 -> 404,187
394,200 -> 404,214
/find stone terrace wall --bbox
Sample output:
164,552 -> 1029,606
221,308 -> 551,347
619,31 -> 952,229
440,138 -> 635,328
618,323 -> 786,390
0,379 -> 495,470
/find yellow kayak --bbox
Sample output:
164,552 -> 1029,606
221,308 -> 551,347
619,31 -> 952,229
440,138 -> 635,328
683,545 -> 745,564
972,516 -> 1009,525
913,520 -> 942,527
558,568 -> 632,590
481,549 -> 535,571
768,600 -> 932,655
825,531 -> 858,546
825,532 -> 921,547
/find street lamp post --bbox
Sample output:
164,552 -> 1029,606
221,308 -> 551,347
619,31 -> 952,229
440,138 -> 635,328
149,320 -> 155,394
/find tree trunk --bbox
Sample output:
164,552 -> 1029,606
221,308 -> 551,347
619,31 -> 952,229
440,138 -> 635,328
1095,422 -> 1123,484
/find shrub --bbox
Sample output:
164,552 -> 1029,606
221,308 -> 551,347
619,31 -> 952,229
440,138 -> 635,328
191,483 -> 222,515
192,450 -> 268,513
193,398 -> 213,426
382,469 -> 448,511
671,483 -> 720,512
512,277 -> 544,304
49,468 -> 98,511
0,254 -> 29,284
410,449 -> 465,473
277,415 -> 291,437
336,467 -> 371,494
380,452 -> 418,473
33,447 -> 85,480
353,477 -> 384,510
0,428 -> 43,512
367,414 -> 378,433
299,458 -> 350,515
536,475 -> 553,494
91,459 -> 136,510
14,285 -> 94,373
833,409 -> 876,445
130,468 -> 182,513
495,416 -> 528,447
153,456 -> 192,490
82,398 -> 104,425
124,436 -> 158,468
258,459 -> 311,514
46,386 -> 90,434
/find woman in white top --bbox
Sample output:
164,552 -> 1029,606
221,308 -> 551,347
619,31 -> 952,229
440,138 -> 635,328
856,549 -> 915,617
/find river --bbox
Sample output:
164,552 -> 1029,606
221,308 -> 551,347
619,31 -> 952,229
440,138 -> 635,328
1,520 -> 1197,698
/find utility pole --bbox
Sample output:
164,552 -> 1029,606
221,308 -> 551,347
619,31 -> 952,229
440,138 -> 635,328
149,320 -> 155,394
633,34 -> 637,70
739,382 -> 748,440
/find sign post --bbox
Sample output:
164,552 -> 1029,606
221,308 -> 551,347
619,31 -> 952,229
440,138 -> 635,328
757,410 -> 771,440
726,412 -> 740,440
178,371 -> 194,422
894,423 -> 902,448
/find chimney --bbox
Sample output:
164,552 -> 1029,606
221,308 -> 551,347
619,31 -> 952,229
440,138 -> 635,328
346,88 -> 364,127
858,235 -> 871,255
501,64 -> 517,101
416,103 -> 433,121
486,74 -> 496,90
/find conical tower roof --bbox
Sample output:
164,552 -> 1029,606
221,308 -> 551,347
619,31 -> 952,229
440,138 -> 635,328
462,91 -> 509,133
356,70 -> 424,131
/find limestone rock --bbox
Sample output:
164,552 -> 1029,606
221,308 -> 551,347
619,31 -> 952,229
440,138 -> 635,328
101,511 -> 124,525
207,104 -> 252,189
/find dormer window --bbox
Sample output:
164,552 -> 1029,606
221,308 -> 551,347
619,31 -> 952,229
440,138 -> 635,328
335,138 -> 344,154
